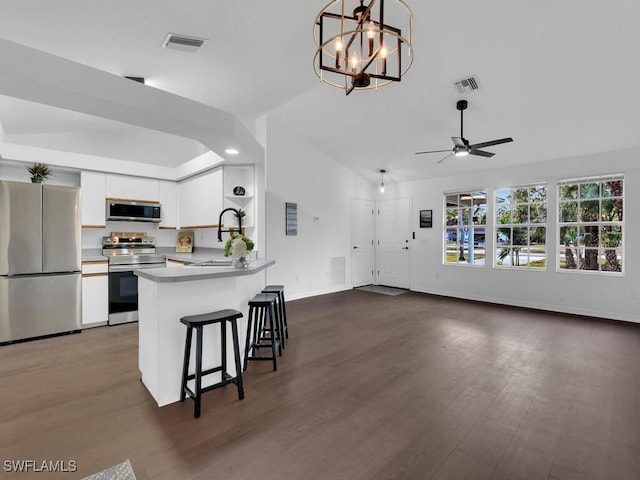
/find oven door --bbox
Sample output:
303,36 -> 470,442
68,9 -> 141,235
108,263 -> 164,326
108,268 -> 139,326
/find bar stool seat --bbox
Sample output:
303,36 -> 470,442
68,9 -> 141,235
262,285 -> 288,343
180,308 -> 244,418
244,293 -> 280,371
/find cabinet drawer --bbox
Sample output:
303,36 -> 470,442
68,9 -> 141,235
82,261 -> 108,275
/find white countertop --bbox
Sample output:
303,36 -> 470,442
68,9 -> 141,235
134,258 -> 275,283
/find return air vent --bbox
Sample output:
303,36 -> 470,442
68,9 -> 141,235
162,33 -> 207,53
331,257 -> 346,286
453,75 -> 479,94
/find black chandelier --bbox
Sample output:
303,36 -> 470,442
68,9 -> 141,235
313,0 -> 414,95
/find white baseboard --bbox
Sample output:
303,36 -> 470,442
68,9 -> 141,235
411,287 -> 640,324
286,285 -> 352,301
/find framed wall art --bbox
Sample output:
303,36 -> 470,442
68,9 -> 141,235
420,209 -> 433,228
285,202 -> 298,236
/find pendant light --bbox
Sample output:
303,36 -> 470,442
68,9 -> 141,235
313,0 -> 414,96
379,169 -> 386,193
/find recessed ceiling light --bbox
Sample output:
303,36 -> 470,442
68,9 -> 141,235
225,148 -> 239,155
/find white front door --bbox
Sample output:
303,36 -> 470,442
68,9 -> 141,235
377,197 -> 411,289
351,198 -> 375,287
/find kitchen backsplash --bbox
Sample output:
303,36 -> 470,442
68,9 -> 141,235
82,223 -> 226,249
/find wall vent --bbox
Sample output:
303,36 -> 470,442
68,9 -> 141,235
453,75 -> 479,94
162,33 -> 207,53
331,257 -> 346,286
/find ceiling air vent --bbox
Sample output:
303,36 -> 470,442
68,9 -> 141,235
453,75 -> 479,94
162,33 -> 207,53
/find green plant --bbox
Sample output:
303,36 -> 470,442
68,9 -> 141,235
27,163 -> 51,183
224,234 -> 254,257
234,209 -> 247,218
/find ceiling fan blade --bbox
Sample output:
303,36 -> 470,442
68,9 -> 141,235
469,149 -> 495,158
415,149 -> 451,155
437,152 -> 454,164
452,137 -> 466,148
469,137 -> 513,150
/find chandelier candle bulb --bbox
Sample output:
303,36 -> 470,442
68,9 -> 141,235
335,40 -> 342,68
381,45 -> 387,75
367,23 -> 375,56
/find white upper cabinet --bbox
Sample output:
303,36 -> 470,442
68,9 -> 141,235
178,168 -> 223,228
106,174 -> 159,202
159,180 -> 178,229
80,171 -> 106,227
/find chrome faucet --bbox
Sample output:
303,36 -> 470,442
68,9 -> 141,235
217,207 -> 243,242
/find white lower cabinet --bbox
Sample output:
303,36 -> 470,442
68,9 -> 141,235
82,261 -> 109,327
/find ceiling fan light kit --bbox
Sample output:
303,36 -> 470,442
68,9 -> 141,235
313,0 -> 414,95
415,100 -> 513,163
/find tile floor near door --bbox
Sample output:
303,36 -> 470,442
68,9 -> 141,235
0,290 -> 639,479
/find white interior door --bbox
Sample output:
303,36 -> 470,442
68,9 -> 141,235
377,197 -> 411,289
351,198 -> 375,287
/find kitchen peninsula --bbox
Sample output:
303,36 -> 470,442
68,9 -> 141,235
135,258 -> 275,407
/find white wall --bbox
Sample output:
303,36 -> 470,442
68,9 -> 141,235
264,119 -> 374,300
0,162 -> 79,186
384,147 -> 640,323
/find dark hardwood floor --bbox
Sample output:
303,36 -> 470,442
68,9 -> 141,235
1,290 -> 639,479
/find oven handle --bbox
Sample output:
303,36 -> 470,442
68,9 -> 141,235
109,263 -> 165,273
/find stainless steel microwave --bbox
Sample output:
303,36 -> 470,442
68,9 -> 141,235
106,199 -> 161,223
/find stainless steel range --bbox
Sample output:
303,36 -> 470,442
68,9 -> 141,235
102,233 -> 165,326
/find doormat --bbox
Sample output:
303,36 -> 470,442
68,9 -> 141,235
82,459 -> 137,480
355,285 -> 408,296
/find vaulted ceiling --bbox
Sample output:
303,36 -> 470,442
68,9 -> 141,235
0,1 -> 638,185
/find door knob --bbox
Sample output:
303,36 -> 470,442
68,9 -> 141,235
353,246 -> 360,249
402,246 -> 409,250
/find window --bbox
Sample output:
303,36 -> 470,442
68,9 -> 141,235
558,175 -> 623,273
444,190 -> 487,265
495,184 -> 547,269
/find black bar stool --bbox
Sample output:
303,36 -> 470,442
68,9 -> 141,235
180,309 -> 244,418
244,293 -> 280,372
262,285 -> 288,343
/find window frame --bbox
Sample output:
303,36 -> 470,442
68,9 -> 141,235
494,183 -> 548,271
557,174 -> 624,275
443,189 -> 488,267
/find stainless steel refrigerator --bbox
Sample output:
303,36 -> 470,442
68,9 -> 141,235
0,180 -> 82,344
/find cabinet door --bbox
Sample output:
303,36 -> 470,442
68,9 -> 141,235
159,180 -> 178,229
134,178 -> 160,202
178,168 -> 223,228
106,174 -> 134,199
106,174 -> 159,202
80,171 -> 106,227
82,263 -> 109,327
